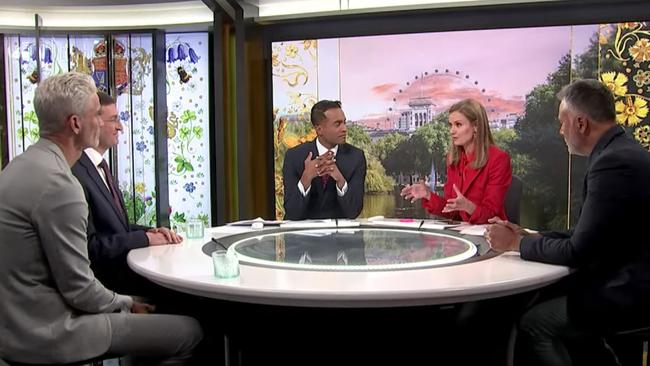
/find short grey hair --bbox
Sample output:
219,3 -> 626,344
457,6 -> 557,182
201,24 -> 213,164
557,79 -> 616,123
34,72 -> 97,136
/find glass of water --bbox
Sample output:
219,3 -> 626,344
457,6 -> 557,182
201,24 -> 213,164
186,218 -> 204,239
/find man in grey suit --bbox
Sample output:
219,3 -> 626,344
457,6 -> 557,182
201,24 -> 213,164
0,72 -> 202,365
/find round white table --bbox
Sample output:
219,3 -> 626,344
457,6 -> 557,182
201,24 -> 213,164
127,223 -> 570,308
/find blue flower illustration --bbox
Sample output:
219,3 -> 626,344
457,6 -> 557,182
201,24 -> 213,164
147,126 -> 154,135
167,42 -> 200,64
120,111 -> 130,122
184,182 -> 196,193
188,47 -> 200,63
167,47 -> 176,63
177,44 -> 187,61
43,48 -> 52,64
135,141 -> 146,152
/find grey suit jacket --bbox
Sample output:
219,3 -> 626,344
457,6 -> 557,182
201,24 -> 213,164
0,139 -> 132,364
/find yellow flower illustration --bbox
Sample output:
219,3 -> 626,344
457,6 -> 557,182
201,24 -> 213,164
620,22 -> 639,30
303,39 -> 317,50
601,72 -> 628,96
633,70 -> 650,87
272,52 -> 280,66
285,44 -> 298,58
634,125 -> 650,144
630,38 -> 650,63
135,182 -> 146,194
615,96 -> 649,126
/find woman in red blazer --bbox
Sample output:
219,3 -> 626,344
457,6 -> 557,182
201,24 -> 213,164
401,99 -> 512,224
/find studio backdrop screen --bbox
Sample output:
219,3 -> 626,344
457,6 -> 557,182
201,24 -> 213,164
271,21 -> 650,230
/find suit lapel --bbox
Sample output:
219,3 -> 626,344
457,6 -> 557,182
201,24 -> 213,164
80,153 -> 128,229
461,165 -> 483,196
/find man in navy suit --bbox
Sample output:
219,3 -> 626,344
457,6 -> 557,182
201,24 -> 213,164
486,79 -> 650,365
72,91 -> 182,295
283,100 -> 367,220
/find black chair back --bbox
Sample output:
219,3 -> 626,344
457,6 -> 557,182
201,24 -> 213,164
505,175 -> 523,225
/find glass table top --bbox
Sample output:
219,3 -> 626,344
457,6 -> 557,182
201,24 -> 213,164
208,228 -> 480,271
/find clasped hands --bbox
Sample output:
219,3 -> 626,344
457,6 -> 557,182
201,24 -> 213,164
400,182 -> 476,215
146,227 -> 182,246
484,217 -> 526,252
301,151 -> 344,188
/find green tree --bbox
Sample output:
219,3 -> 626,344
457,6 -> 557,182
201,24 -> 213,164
569,31 -> 601,227
383,116 -> 450,183
347,124 -> 394,193
511,53 -> 572,230
492,127 -> 533,179
372,132 -> 407,161
413,115 -> 450,181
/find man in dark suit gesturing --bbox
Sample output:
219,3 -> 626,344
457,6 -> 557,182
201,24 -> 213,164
72,91 -> 181,295
486,79 -> 650,365
283,100 -> 367,220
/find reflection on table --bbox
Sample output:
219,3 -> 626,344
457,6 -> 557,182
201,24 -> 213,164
208,228 -> 479,271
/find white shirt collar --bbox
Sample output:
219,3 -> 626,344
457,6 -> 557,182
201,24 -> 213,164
315,138 -> 338,157
84,148 -> 105,167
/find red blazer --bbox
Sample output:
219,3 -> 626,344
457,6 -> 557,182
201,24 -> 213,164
422,145 -> 512,224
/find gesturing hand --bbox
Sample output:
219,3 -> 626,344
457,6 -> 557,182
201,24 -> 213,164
400,181 -> 430,203
302,152 -> 319,180
442,184 -> 476,214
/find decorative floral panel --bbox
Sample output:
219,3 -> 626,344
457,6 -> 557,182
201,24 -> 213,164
113,34 -> 157,227
165,32 -> 211,230
68,35 -> 108,92
17,36 -> 40,153
4,35 -> 23,158
4,35 -> 69,159
272,40 -> 320,219
599,22 -> 650,150
39,36 -> 69,81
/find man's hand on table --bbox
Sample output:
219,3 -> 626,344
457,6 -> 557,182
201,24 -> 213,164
485,217 -> 523,252
146,227 -> 183,245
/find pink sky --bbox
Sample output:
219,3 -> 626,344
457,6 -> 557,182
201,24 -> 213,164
336,25 -> 596,121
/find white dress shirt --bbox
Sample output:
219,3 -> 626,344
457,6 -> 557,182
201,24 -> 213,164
84,148 -> 111,190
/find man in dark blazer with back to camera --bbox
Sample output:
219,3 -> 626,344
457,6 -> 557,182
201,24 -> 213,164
486,79 -> 650,366
283,100 -> 367,220
72,91 -> 182,295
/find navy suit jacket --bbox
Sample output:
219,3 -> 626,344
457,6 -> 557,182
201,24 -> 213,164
71,152 -> 149,287
521,126 -> 650,332
283,140 -> 366,220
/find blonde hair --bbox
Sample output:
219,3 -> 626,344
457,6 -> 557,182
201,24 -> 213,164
34,72 -> 97,136
447,98 -> 494,169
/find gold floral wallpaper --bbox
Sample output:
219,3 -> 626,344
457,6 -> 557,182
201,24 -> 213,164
600,22 -> 650,150
272,40 -> 319,219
